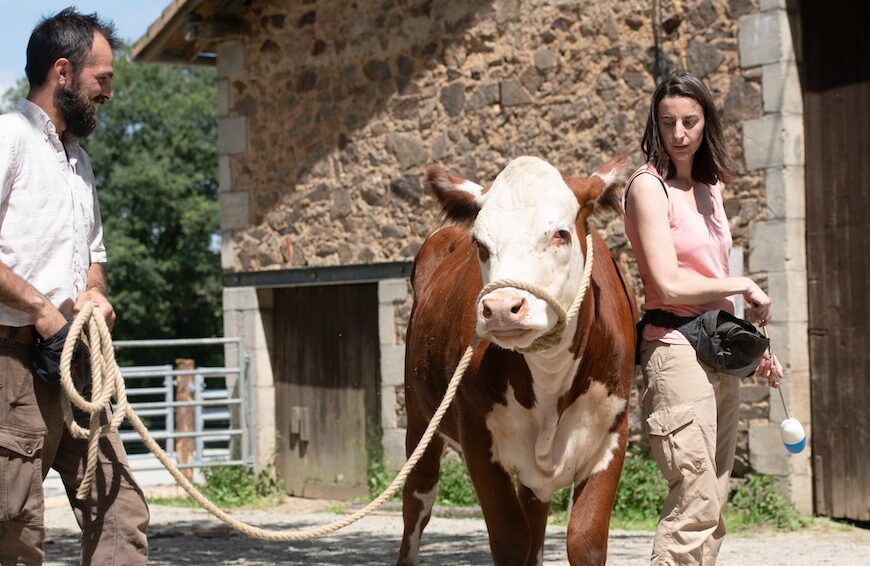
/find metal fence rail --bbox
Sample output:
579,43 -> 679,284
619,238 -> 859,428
113,337 -> 253,473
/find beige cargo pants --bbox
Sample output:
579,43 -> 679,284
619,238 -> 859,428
0,334 -> 149,565
640,341 -> 740,566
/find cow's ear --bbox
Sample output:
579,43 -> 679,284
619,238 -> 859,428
563,151 -> 629,216
426,165 -> 484,222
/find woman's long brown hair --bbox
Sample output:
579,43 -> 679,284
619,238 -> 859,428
640,71 -> 735,186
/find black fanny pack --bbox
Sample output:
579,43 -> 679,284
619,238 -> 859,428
636,309 -> 769,377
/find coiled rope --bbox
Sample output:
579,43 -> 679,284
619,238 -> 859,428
59,232 -> 594,541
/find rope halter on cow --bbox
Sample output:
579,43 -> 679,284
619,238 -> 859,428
57,231 -> 595,541
476,232 -> 595,353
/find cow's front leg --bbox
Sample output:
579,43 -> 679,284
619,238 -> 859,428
396,389 -> 445,566
565,420 -> 628,566
464,437 -> 534,565
518,484 -> 552,566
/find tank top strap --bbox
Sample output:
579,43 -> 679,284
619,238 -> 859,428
624,164 -> 669,212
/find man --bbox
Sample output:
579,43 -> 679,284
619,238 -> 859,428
0,8 -> 148,565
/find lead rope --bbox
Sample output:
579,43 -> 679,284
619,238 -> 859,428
59,233 -> 594,542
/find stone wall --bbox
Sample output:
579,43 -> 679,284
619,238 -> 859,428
219,0 -> 785,477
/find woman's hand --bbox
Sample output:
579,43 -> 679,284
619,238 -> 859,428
743,280 -> 772,326
756,351 -> 784,387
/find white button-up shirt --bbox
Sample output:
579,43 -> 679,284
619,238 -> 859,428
0,99 -> 106,325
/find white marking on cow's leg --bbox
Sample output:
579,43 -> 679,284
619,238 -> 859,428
406,486 -> 438,561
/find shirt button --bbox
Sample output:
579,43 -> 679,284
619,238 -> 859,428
24,445 -> 33,455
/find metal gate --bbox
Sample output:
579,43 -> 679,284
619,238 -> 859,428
112,337 -> 254,478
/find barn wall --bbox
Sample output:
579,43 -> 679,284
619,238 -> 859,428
214,0 -> 811,506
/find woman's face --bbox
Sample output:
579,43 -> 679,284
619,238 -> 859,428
657,95 -> 705,166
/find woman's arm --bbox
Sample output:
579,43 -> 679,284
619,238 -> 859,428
626,174 -> 772,321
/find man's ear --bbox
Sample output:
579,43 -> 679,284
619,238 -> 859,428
54,58 -> 72,87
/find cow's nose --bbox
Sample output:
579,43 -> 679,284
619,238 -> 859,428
481,293 -> 528,325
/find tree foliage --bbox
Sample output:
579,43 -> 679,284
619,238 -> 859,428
84,51 -> 221,340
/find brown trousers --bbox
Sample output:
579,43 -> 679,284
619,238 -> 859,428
0,336 -> 149,565
640,341 -> 740,566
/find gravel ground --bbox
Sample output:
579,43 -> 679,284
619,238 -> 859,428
42,491 -> 870,565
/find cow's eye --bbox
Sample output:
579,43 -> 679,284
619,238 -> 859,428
553,229 -> 571,245
477,242 -> 491,262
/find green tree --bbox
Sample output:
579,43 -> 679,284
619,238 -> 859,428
84,51 -> 221,340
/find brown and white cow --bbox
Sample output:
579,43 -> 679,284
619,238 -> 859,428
398,155 -> 637,566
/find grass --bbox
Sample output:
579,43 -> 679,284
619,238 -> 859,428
148,464 -> 284,509
367,446 -> 810,533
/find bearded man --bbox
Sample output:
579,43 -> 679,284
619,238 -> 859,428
0,8 -> 148,565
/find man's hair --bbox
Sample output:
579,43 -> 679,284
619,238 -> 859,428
640,71 -> 735,186
25,7 -> 120,88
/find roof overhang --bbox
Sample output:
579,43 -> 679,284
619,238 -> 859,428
132,0 -> 247,66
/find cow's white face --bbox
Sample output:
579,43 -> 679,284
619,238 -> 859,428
471,157 -> 584,350
426,154 -> 625,352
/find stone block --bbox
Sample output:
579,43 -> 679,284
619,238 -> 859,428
218,116 -> 247,155
500,79 -> 533,106
748,218 -> 806,273
765,271 -> 807,323
217,79 -> 229,117
764,166 -> 805,220
380,385 -> 397,428
379,304 -> 395,346
760,0 -> 787,11
223,286 -> 260,311
749,423 -> 791,474
742,114 -> 802,170
440,81 -> 465,117
534,49 -> 556,71
763,60 -> 802,115
687,40 -> 724,78
380,345 -> 405,387
738,12 -> 783,68
218,156 -> 232,193
216,40 -> 244,79
386,133 -> 427,169
220,191 -> 250,230
382,429 -> 407,472
379,278 -> 410,304
220,231 -> 234,270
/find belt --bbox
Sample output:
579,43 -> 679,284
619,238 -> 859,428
0,325 -> 36,345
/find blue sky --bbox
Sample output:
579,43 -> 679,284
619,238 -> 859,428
0,1 -> 169,95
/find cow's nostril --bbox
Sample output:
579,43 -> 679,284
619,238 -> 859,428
510,299 -> 525,315
482,304 -> 492,318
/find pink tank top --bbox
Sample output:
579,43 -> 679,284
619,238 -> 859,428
624,165 -> 735,344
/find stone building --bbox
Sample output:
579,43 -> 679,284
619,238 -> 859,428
134,0 -> 870,521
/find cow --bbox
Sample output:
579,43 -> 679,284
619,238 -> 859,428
397,155 -> 637,566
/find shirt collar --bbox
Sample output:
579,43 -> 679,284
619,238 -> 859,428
15,98 -> 80,148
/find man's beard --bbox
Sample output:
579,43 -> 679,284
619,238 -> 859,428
55,76 -> 98,138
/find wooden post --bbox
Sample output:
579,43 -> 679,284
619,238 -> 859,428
175,358 -> 195,481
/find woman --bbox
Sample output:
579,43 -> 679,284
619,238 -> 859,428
624,71 -> 783,565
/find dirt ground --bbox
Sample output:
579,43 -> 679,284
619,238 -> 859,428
41,490 -> 870,565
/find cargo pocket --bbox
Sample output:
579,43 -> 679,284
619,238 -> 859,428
0,428 -> 45,524
646,403 -> 709,483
